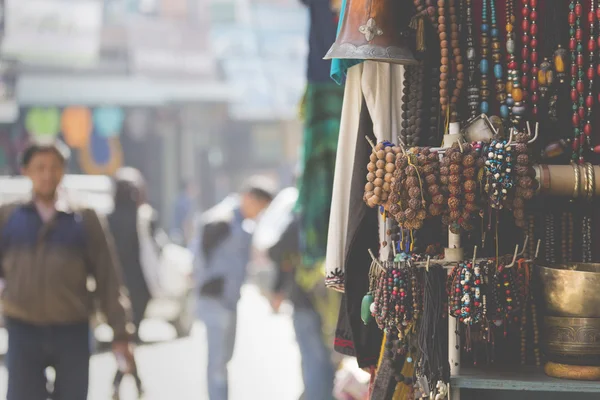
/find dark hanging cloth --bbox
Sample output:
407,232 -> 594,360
299,0 -> 338,83
108,205 -> 150,330
333,97 -> 382,368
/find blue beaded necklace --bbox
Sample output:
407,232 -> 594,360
490,0 -> 508,120
479,0 -> 507,120
479,0 -> 490,115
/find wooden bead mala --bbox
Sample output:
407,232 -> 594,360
438,0 -> 464,123
513,131 -> 538,228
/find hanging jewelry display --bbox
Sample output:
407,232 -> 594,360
365,141 -> 399,209
440,142 -> 480,233
582,162 -> 594,262
371,259 -> 421,340
401,68 -> 411,146
527,0 -> 540,119
483,138 -> 514,209
489,0 -> 508,121
479,0 -> 491,115
506,0 -> 525,125
465,0 -> 479,119
438,0 -> 464,123
416,265 -> 449,399
570,0 -> 585,163
547,0 -> 569,123
512,127 -> 538,228
544,212 -> 557,264
585,0 -> 597,151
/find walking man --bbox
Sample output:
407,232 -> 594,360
0,142 -> 134,400
194,177 -> 275,400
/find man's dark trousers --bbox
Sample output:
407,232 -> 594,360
5,317 -> 90,400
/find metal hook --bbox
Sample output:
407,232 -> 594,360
365,135 -> 376,150
457,137 -> 464,153
472,245 -> 478,266
368,249 -> 386,273
526,239 -> 542,262
527,122 -> 539,144
425,255 -> 430,273
506,127 -> 515,146
517,235 -> 529,257
397,136 -> 408,154
505,245 -> 520,268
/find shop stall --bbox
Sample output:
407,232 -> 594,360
324,0 -> 600,398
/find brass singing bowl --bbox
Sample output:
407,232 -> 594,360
538,263 -> 600,318
544,317 -> 600,366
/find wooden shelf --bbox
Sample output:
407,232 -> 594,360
451,367 -> 600,393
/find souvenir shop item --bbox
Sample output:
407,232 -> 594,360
438,0 -> 464,123
324,0 -> 418,63
539,263 -> 600,379
570,0 -> 586,163
371,259 -> 420,339
465,0 -> 479,120
512,127 -> 538,228
416,265 -> 449,397
440,142 -> 480,233
484,138 -> 514,210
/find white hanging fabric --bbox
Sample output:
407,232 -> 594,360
325,61 -> 405,292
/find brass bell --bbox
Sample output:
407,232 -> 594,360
324,0 -> 417,64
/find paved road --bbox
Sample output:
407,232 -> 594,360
0,286 -> 305,400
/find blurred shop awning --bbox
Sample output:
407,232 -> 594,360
16,74 -> 234,106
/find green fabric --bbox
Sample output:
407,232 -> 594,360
295,82 -> 344,267
330,0 -> 363,85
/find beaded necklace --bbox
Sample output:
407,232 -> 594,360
527,0 -> 540,119
505,0 -> 524,125
512,133 -> 535,229
438,0 -> 464,123
479,0 -> 491,115
429,61 -> 441,145
570,0 -> 585,164
484,139 -> 514,210
544,213 -> 557,264
466,0 -> 479,119
585,0 -> 597,151
489,0 -> 507,120
412,66 -> 425,147
520,0 -> 531,117
401,68 -> 411,145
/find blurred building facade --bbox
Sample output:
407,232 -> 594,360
0,0 -> 306,226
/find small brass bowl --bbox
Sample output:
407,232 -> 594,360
544,316 -> 600,366
538,263 -> 600,318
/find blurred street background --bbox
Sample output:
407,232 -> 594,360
0,0 -> 307,212
0,0 -> 362,399
0,286 -> 305,399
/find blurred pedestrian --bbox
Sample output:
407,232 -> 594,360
108,167 -> 159,398
171,180 -> 197,246
0,142 -> 134,400
268,216 -> 336,400
193,176 -> 275,400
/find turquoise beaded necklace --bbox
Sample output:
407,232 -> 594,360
479,0 -> 490,115
479,0 -> 506,120
490,0 -> 508,120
